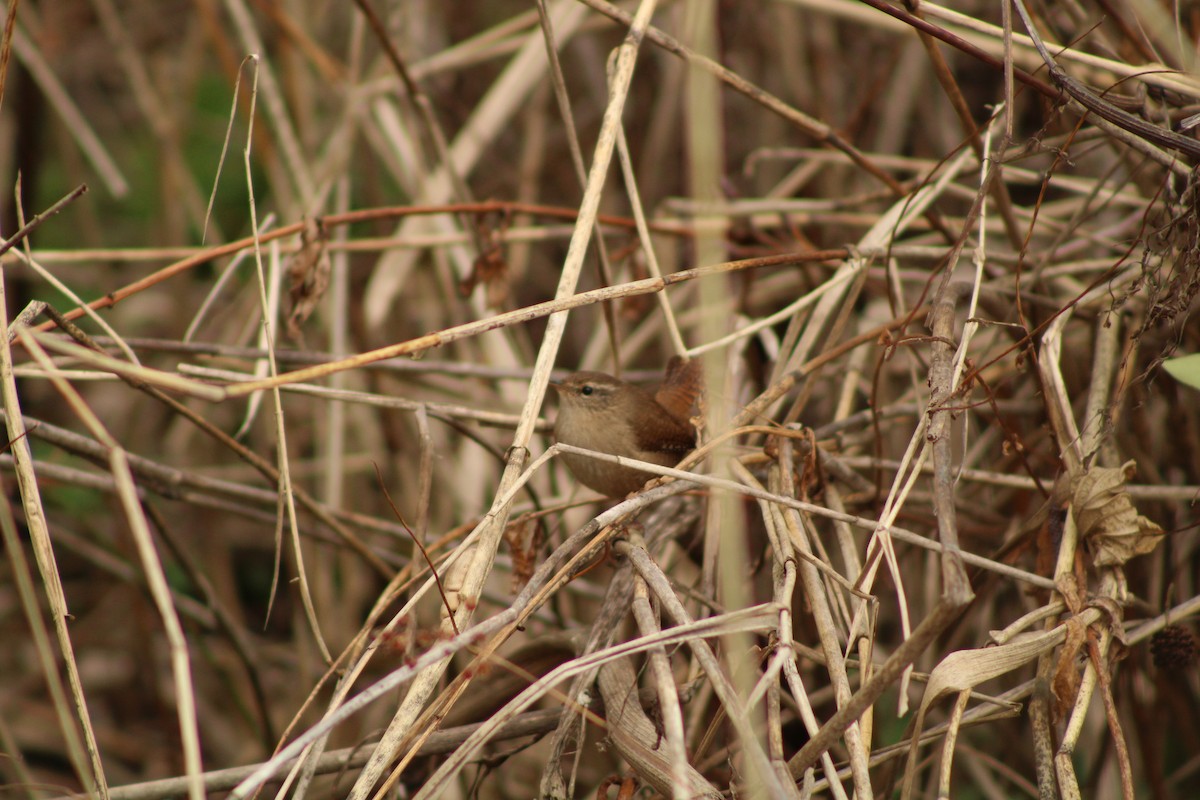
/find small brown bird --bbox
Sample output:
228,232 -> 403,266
552,359 -> 700,497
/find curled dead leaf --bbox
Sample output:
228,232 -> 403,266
1071,460 -> 1164,567
459,247 -> 509,307
459,213 -> 511,307
286,217 -> 331,340
503,515 -> 541,592
1051,616 -> 1088,720
920,627 -> 1064,708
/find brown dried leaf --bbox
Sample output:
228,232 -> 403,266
459,248 -> 509,307
1051,616 -> 1088,721
1055,572 -> 1086,615
1071,460 -> 1165,567
503,516 -> 541,592
286,217 -> 330,340
459,213 -> 511,307
919,626 -> 1063,708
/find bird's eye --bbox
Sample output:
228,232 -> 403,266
581,385 -> 594,396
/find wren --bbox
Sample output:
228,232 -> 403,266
552,361 -> 699,497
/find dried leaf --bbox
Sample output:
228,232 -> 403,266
459,248 -> 509,307
286,217 -> 330,340
503,516 -> 541,592
1051,616 -> 1087,720
1055,573 -> 1085,615
920,626 -> 1063,708
1071,460 -> 1165,567
459,215 -> 510,307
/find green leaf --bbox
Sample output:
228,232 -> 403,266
1164,354 -> 1200,391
